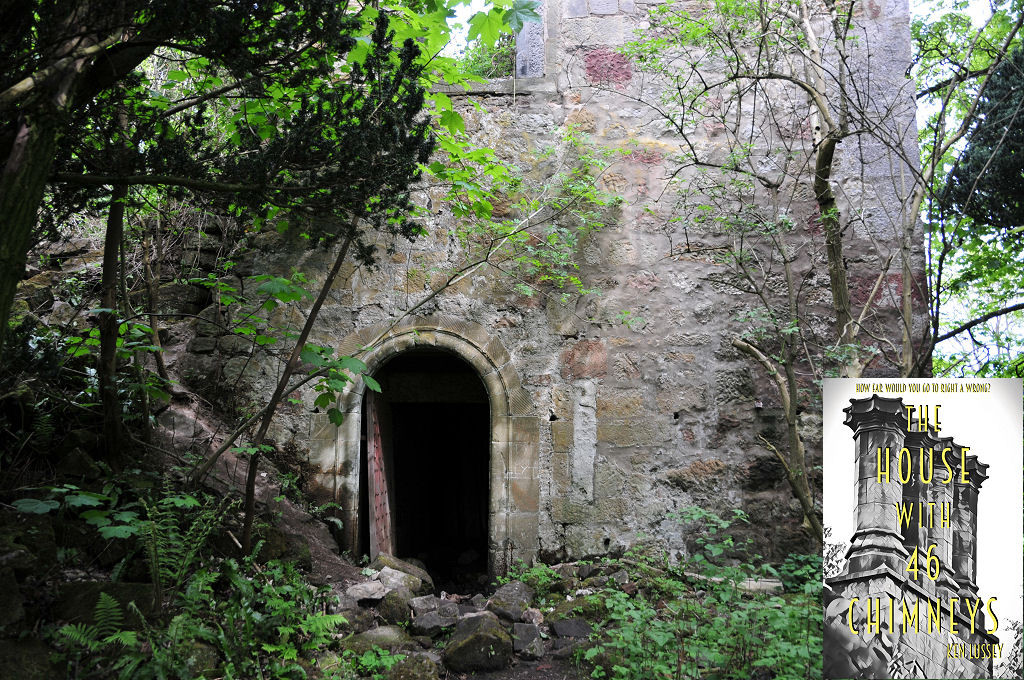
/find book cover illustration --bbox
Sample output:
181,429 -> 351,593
823,378 -> 1023,679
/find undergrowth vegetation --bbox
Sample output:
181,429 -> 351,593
567,508 -> 822,680
5,481 -> 396,679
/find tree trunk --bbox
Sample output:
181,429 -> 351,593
814,138 -> 855,351
143,223 -> 169,381
0,115 -> 61,355
98,183 -> 127,466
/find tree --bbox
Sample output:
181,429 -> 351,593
915,1 -> 1024,378
944,46 -> 1024,233
3,0 -> 542,354
617,0 -> 1023,540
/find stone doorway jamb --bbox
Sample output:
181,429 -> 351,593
307,315 -> 540,576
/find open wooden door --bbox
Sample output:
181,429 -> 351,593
365,392 -> 394,559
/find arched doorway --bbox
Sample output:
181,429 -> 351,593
358,349 -> 490,586
308,315 -> 541,577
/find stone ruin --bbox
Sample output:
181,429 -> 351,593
167,0 -> 923,580
825,395 -> 997,678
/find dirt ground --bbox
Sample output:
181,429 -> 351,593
448,656 -> 587,680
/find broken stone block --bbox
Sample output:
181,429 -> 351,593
378,586 -> 414,625
222,356 -> 261,390
340,625 -> 416,655
589,0 -> 619,14
338,605 -> 374,633
437,599 -> 459,618
513,622 -> 543,658
370,554 -> 435,594
0,568 -> 24,627
522,607 -> 544,625
346,580 -> 389,603
443,611 -> 513,672
411,610 -> 457,637
486,580 -> 534,622
386,653 -> 441,680
551,617 -> 591,638
217,334 -> 253,355
551,638 -> 579,658
187,336 -> 217,354
410,594 -> 439,617
565,0 -> 588,18
194,304 -> 225,336
377,566 -> 422,594
609,569 -> 629,586
0,638 -> 60,680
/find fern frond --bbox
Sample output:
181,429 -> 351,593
94,591 -> 124,639
103,630 -> 138,647
59,622 -> 101,652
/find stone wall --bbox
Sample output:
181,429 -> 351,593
174,0 -> 922,570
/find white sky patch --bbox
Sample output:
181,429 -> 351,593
443,0 -> 488,57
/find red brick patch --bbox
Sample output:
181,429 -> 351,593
584,48 -> 632,86
560,339 -> 608,379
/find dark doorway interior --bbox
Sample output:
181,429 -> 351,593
359,349 -> 489,589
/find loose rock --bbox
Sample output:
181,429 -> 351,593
486,580 -> 534,622
370,555 -> 435,595
409,594 -> 439,617
410,610 -> 456,637
377,566 -> 422,594
551,617 -> 591,638
443,611 -> 513,672
513,622 -> 544,660
346,580 -> 389,603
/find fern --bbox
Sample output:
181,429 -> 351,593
141,490 -> 233,604
94,591 -> 124,639
59,622 -> 102,652
57,591 -> 138,669
301,613 -> 348,644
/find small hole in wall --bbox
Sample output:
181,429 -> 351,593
673,411 -> 680,420
549,411 -> 559,422
603,537 -> 611,549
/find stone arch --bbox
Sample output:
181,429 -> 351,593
308,315 -> 540,576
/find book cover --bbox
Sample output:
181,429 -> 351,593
823,378 -> 1023,679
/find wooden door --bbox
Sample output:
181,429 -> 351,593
366,392 -> 394,558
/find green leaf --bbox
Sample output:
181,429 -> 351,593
362,375 -> 382,393
314,393 -> 333,409
504,0 -> 542,34
339,356 -> 367,374
81,509 -> 112,527
327,408 -> 345,426
440,109 -> 465,135
167,70 -> 188,82
166,494 -> 200,508
301,344 -> 325,367
13,498 -> 59,514
468,9 -> 504,47
99,525 -> 136,539
65,492 -> 108,508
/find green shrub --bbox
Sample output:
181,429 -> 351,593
776,553 -> 822,594
578,507 -> 822,680
503,560 -> 562,598
457,34 -> 516,79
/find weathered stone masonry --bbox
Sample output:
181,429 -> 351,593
177,0 -> 921,574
